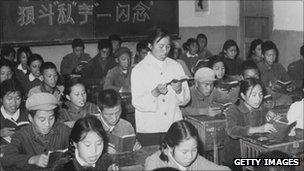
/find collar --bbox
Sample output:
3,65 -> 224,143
75,148 -> 96,168
29,73 -> 43,82
186,52 -> 198,58
65,101 -> 89,113
98,114 -> 115,132
147,52 -> 166,68
193,86 -> 210,100
40,84 -> 59,94
17,64 -> 27,74
1,106 -> 20,121
167,149 -> 187,171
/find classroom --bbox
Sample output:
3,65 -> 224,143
0,0 -> 303,171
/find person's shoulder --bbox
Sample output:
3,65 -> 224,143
28,86 -> 41,96
62,53 -> 73,59
145,150 -> 164,167
55,122 -> 71,133
118,118 -> 133,129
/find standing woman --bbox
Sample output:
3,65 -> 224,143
145,120 -> 230,170
222,78 -> 276,170
54,116 -> 118,171
59,78 -> 100,128
131,27 -> 190,146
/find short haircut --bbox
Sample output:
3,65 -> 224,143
241,60 -> 260,76
136,40 -> 149,52
0,79 -> 23,99
261,40 -> 278,55
109,34 -> 122,44
40,62 -> 57,74
97,89 -> 121,111
97,39 -> 112,50
196,33 -> 207,40
72,38 -> 84,49
0,59 -> 14,71
300,44 -> 304,57
222,39 -> 240,58
1,44 -> 15,57
27,54 -> 44,66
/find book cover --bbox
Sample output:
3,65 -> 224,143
3,119 -> 29,130
108,133 -> 136,153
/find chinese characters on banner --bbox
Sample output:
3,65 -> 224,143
17,1 -> 153,27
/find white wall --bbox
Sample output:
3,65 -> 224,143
273,1 -> 303,31
179,0 -> 239,27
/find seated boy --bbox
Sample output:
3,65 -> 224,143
60,38 -> 91,78
28,62 -> 63,103
288,45 -> 303,90
97,89 -> 141,154
1,93 -> 71,170
257,41 -> 296,93
181,67 -> 221,116
133,40 -> 149,65
103,47 -> 132,93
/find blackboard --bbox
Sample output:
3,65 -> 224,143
0,0 -> 179,46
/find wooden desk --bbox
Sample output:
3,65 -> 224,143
185,115 -> 226,164
106,145 -> 159,170
240,135 -> 304,171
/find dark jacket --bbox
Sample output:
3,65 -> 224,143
1,122 -> 71,170
223,57 -> 243,76
103,66 -> 132,92
60,52 -> 91,76
223,100 -> 267,164
81,54 -> 116,86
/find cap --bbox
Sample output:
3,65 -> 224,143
194,67 -> 217,82
114,47 -> 131,59
26,93 -> 58,111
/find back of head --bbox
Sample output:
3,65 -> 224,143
1,44 -> 15,58
0,59 -> 14,71
241,60 -> 260,76
254,150 -> 295,171
98,39 -> 112,51
72,38 -> 84,49
97,89 -> 121,111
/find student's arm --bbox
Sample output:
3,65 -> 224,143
1,133 -> 33,168
131,68 -> 158,112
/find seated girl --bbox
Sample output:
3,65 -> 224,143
220,40 -> 243,77
19,54 -> 44,93
222,78 -> 277,170
97,89 -> 141,154
144,120 -> 230,170
1,93 -> 70,170
247,39 -> 263,64
54,116 -> 118,171
15,46 -> 32,83
0,79 -> 29,144
59,78 -> 100,128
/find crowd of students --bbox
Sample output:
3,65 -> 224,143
0,26 -> 303,171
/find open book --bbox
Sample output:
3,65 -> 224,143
166,75 -> 194,85
275,80 -> 292,89
215,80 -> 239,91
108,133 -> 136,153
268,121 -> 297,141
47,149 -> 68,168
3,119 -> 29,130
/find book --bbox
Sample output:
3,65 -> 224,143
268,121 -> 297,141
3,119 -> 29,130
47,149 -> 68,168
166,75 -> 194,85
108,133 -> 136,153
276,80 -> 292,87
215,80 -> 239,91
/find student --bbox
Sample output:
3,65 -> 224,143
145,120 -> 230,171
208,55 -> 240,107
288,45 -> 303,89
257,41 -> 296,92
0,59 -> 14,84
109,34 -> 122,55
60,38 -> 91,77
180,38 -> 202,73
1,44 -> 16,64
247,39 -> 263,63
59,78 -> 100,128
254,151 -> 295,171
131,27 -> 190,146
28,62 -> 63,102
181,67 -> 221,116
1,93 -> 71,170
196,33 -> 212,59
97,89 -> 141,154
220,40 -> 243,76
0,79 -> 28,144
54,116 -> 118,171
222,78 -> 276,170
81,39 -> 116,86
15,46 -> 32,76
133,40 -> 149,65
240,60 -> 293,107
168,41 -> 192,77
103,47 -> 132,93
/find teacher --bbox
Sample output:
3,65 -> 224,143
131,27 -> 190,146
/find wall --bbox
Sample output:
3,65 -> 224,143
271,1 -> 303,68
28,0 -> 240,70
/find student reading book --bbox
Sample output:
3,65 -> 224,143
97,89 -> 141,154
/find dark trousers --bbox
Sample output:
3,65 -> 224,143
136,132 -> 166,147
